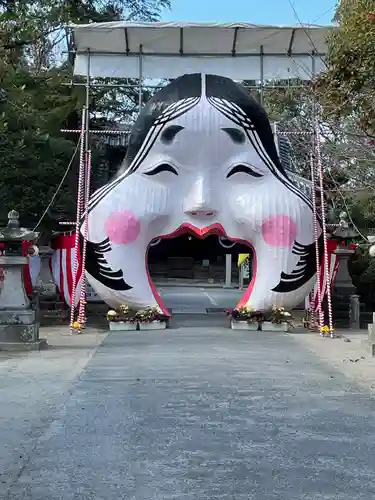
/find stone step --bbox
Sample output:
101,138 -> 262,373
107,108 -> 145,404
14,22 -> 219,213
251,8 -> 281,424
39,301 -> 66,311
40,310 -> 68,320
334,320 -> 350,328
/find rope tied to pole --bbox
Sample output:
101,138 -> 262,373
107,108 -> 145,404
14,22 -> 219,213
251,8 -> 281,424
69,107 -> 87,333
315,125 -> 335,337
309,148 -> 324,332
77,149 -> 92,328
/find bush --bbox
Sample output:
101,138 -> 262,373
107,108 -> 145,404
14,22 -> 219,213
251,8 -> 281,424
349,250 -> 375,308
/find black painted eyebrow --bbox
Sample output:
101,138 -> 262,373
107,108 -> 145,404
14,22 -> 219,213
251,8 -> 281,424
160,125 -> 185,144
144,164 -> 178,176
226,165 -> 263,178
221,127 -> 246,144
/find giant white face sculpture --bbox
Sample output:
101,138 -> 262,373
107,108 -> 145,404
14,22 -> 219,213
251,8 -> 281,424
84,73 -> 322,314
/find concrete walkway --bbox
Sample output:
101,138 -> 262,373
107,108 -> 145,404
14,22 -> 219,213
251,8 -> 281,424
2,322 -> 375,499
159,285 -> 243,313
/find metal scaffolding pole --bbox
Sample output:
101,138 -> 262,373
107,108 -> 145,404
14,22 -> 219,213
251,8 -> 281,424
260,45 -> 264,105
62,82 -> 308,90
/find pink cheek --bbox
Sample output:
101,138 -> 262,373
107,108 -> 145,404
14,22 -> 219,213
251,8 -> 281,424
261,215 -> 297,248
104,210 -> 141,245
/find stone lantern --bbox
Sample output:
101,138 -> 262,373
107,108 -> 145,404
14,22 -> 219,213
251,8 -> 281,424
332,212 -> 358,295
330,212 -> 360,329
0,210 -> 46,350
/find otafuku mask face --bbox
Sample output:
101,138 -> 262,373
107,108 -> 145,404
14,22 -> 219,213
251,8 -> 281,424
83,73 -> 321,312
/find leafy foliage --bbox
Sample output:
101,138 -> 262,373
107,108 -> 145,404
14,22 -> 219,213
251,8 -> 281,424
317,0 -> 375,136
0,65 -> 79,224
350,248 -> 375,307
260,77 -> 375,235
316,0 -> 375,303
0,0 -> 170,227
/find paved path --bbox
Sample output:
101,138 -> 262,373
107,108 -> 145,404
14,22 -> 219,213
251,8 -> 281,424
158,286 -> 242,312
0,327 -> 108,497
2,322 -> 375,499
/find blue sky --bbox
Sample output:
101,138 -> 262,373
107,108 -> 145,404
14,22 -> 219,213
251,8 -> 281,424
162,0 -> 337,25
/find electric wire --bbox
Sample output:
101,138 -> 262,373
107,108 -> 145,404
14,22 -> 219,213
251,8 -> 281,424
33,137 -> 81,231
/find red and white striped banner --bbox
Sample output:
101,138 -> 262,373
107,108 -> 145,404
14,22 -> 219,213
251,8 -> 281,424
51,233 -> 82,307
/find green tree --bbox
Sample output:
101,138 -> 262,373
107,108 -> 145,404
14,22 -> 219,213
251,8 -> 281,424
0,0 -> 171,227
317,0 -> 375,136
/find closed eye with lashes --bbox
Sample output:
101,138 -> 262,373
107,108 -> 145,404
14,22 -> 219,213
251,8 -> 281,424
226,165 -> 263,178
144,163 -> 178,176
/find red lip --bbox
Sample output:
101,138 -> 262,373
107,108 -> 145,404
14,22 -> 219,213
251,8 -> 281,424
157,222 -> 226,240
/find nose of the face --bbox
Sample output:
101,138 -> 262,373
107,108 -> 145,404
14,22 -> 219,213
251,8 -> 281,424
183,175 -> 218,218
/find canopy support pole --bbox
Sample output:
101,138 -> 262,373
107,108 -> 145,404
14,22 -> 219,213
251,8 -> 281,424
260,45 -> 264,105
85,50 -> 91,158
138,44 -> 143,112
70,50 -> 91,333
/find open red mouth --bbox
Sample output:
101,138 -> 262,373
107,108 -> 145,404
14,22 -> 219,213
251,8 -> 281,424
145,223 -> 257,316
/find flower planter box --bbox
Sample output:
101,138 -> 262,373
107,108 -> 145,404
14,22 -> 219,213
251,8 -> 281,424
261,321 -> 289,332
231,320 -> 260,331
138,320 -> 167,330
109,321 -> 137,331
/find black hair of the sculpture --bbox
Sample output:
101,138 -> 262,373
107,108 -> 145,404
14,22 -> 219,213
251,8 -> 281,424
122,73 -> 286,176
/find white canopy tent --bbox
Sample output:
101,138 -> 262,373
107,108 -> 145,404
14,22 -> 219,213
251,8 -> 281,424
70,21 -> 334,82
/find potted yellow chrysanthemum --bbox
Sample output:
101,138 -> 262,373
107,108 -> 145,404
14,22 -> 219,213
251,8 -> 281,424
135,307 -> 168,330
107,304 -> 137,331
261,306 -> 293,332
229,306 -> 264,330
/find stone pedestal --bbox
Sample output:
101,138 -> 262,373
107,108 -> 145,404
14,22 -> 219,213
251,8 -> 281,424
333,247 -> 356,295
0,256 -> 44,350
0,210 -> 46,351
349,294 -> 360,329
36,245 -> 57,297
